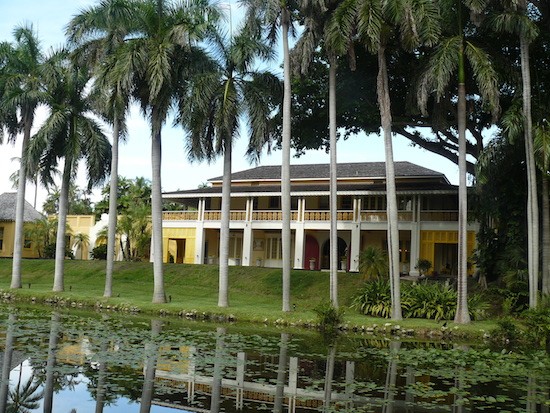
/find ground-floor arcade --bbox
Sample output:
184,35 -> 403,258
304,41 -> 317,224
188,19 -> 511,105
159,222 -> 477,277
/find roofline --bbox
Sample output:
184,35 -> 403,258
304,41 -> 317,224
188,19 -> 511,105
208,174 -> 450,185
163,189 -> 459,199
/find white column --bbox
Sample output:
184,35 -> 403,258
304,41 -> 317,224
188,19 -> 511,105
242,222 -> 253,267
409,195 -> 421,276
294,222 -> 305,269
194,222 -> 205,264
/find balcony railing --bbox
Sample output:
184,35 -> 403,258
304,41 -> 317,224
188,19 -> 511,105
163,209 -> 457,223
420,211 -> 458,221
163,211 -> 199,221
303,210 -> 354,221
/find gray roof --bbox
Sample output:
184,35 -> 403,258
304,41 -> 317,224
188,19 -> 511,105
208,161 -> 446,182
0,193 -> 43,222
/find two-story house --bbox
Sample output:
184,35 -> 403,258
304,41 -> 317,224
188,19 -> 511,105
160,162 -> 477,276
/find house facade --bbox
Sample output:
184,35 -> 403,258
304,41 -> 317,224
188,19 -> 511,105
0,192 -> 43,258
160,162 -> 477,276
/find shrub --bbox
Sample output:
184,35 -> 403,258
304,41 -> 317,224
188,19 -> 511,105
522,307 -> 550,349
414,258 -> 432,275
43,243 -> 75,260
404,281 -> 457,321
352,279 -> 488,320
314,301 -> 345,330
352,279 -> 392,318
358,246 -> 388,280
91,244 -> 108,260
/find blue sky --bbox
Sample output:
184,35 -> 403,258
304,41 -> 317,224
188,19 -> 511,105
0,0 -> 463,212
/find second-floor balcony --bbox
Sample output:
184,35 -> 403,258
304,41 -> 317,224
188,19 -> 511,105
163,208 -> 458,223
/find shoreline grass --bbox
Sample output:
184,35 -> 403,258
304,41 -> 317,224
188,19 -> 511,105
0,258 -> 498,339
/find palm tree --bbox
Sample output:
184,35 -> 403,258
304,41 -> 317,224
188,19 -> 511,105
534,121 -> 550,297
242,0 -> 299,312
182,28 -> 280,308
73,232 -> 90,260
66,0 -> 133,298
329,0 -> 440,320
0,25 -> 48,289
418,0 -> 499,323
7,370 -> 43,413
292,0 -> 342,308
489,0 -> 540,307
103,0 -> 220,303
27,53 -> 111,292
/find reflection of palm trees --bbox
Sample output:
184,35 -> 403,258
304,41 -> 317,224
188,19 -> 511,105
43,312 -> 61,413
140,319 -> 162,413
7,368 -> 43,413
323,345 -> 337,412
210,327 -> 226,413
382,341 -> 401,413
0,313 -> 16,412
273,333 -> 288,413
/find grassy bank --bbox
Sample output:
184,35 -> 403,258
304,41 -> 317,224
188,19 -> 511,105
0,258 -> 497,337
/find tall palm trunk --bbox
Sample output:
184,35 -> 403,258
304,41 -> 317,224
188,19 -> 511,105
11,116 -> 32,289
210,327 -> 226,413
520,24 -> 539,308
151,110 -> 166,303
104,117 -> 121,297
542,174 -> 550,296
53,154 -> 73,292
454,43 -> 471,323
329,56 -> 338,308
281,9 -> 292,312
218,138 -> 232,307
377,45 -> 402,321
273,333 -> 288,413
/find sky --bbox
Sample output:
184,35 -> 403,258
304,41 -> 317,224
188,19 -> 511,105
0,0 -> 466,213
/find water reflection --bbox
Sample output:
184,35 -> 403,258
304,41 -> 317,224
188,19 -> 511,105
0,306 -> 549,413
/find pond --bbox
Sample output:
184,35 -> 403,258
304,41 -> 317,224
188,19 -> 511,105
0,306 -> 548,413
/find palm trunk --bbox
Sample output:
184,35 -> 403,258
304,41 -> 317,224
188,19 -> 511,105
104,117 -> 121,297
520,26 -> 539,308
53,155 -> 72,292
377,46 -> 402,321
151,111 -> 166,303
218,138 -> 232,307
323,345 -> 337,412
454,55 -> 471,323
281,10 -> 292,312
11,117 -> 32,289
542,173 -> 550,296
329,56 -> 338,308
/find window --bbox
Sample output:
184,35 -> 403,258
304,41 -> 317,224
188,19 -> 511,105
319,196 -> 329,210
269,196 -> 281,209
266,237 -> 282,260
363,196 -> 386,210
0,227 -> 3,250
398,196 -> 412,211
340,196 -> 353,210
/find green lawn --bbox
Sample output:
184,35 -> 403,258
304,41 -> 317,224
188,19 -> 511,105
0,258 -> 497,337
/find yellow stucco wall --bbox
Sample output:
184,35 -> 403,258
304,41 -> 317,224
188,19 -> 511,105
66,215 -> 95,260
163,227 -> 196,264
0,222 -> 40,258
419,230 -> 476,275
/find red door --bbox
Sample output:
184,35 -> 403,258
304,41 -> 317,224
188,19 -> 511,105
305,235 -> 319,270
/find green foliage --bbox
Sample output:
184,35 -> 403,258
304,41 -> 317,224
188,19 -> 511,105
43,243 -> 74,260
358,246 -> 388,280
404,281 -> 457,321
91,244 -> 108,260
490,318 -> 524,349
352,279 -> 393,318
353,280 -> 488,320
522,307 -> 550,349
313,301 -> 345,329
